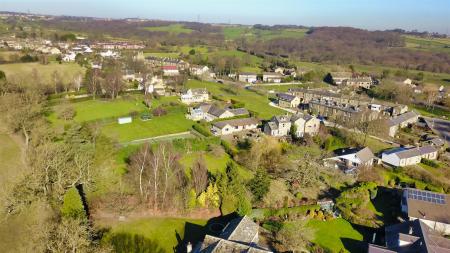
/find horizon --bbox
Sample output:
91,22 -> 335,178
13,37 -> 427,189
1,0 -> 450,34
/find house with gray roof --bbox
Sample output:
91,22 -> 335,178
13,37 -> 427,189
264,113 -> 321,138
388,111 -> 419,137
187,104 -> 249,122
368,218 -> 450,253
277,93 -> 301,108
193,216 -> 272,253
262,72 -> 283,83
324,147 -> 375,174
238,72 -> 258,84
381,145 -> 438,167
211,118 -> 260,136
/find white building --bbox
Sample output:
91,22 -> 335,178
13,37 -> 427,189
162,65 -> 180,76
381,146 -> 438,167
187,104 -> 249,122
324,147 -> 375,174
238,73 -> 258,84
264,113 -> 321,138
180,89 -> 209,104
189,65 -> 210,76
100,50 -> 119,58
263,72 -> 283,83
62,52 -> 77,62
211,118 -> 259,136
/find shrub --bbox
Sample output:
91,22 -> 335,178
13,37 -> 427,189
57,105 -> 76,121
192,123 -> 212,137
221,140 -> 238,157
421,158 -> 439,168
61,187 -> 86,219
152,106 -> 167,117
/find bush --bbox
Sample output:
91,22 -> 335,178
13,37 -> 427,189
192,123 -> 212,137
152,106 -> 167,117
57,105 -> 76,121
61,187 -> 86,219
221,140 -> 238,157
421,158 -> 439,168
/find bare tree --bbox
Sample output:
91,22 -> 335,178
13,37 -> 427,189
191,155 -> 208,195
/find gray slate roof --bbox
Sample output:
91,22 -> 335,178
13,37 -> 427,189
277,93 -> 297,102
393,145 -> 438,159
388,111 -> 418,127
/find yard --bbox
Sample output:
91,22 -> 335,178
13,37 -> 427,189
102,217 -> 208,253
186,79 -> 284,119
101,105 -> 193,143
0,62 -> 85,85
411,104 -> 450,119
306,218 -> 364,253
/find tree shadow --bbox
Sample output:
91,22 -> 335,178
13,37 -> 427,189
174,213 -> 238,253
341,223 -> 381,253
371,187 -> 403,226
109,232 -> 165,253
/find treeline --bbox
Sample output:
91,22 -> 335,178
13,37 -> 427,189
244,27 -> 450,73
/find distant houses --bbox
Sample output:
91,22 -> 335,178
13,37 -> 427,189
180,88 -> 209,104
388,111 -> 419,137
343,76 -> 373,89
381,145 -> 438,167
162,65 -> 180,76
211,118 -> 260,136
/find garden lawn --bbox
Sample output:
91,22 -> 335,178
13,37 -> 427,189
307,218 -> 363,253
101,106 -> 193,143
0,62 -> 84,84
143,24 -> 193,34
105,217 -> 207,253
186,80 -> 284,119
411,104 -> 450,119
180,152 -> 253,179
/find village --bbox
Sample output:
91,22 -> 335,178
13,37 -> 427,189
1,11 -> 450,253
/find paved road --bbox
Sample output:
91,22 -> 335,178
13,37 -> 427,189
423,117 -> 450,144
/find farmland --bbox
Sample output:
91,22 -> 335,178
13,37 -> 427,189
0,62 -> 84,84
222,26 -> 309,41
143,24 -> 193,34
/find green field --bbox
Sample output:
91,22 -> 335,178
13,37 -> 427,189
404,35 -> 450,54
103,217 -> 208,253
223,26 -> 308,41
307,219 -> 363,253
411,104 -> 450,119
186,80 -> 284,119
101,105 -> 193,143
143,24 -> 193,34
0,62 -> 85,84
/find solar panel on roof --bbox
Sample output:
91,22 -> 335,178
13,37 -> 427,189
407,189 -> 446,205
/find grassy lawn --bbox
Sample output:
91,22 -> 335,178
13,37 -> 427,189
101,105 -> 193,143
307,218 -> 363,253
411,104 -> 450,119
143,24 -> 193,34
404,35 -> 450,54
180,152 -> 253,179
223,26 -> 308,41
0,62 -> 85,84
186,79 -> 284,119
103,217 -> 207,253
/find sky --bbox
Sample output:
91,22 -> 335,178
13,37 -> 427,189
1,0 -> 450,34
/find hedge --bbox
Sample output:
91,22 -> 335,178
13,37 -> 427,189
192,123 -> 212,137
